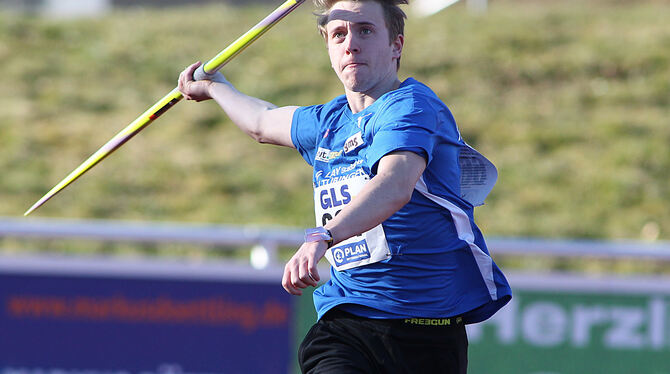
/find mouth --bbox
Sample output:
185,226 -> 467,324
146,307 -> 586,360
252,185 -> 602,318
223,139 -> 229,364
343,62 -> 366,70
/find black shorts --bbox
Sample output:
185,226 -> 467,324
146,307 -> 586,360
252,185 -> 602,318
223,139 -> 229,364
298,308 -> 468,374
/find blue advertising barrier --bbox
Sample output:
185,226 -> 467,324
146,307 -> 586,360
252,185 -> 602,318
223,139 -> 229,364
0,256 -> 294,374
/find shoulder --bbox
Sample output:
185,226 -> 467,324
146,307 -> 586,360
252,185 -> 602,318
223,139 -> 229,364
294,95 -> 349,131
372,78 -> 451,123
378,78 -> 448,116
299,95 -> 348,117
391,78 -> 444,105
370,78 -> 461,141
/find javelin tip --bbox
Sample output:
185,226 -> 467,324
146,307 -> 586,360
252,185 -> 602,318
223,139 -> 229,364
24,196 -> 49,216
24,204 -> 39,217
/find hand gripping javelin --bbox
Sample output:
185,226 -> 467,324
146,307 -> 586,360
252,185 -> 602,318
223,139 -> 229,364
24,0 -> 306,216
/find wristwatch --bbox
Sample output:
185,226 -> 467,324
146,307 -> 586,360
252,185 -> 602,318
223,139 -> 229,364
304,226 -> 334,248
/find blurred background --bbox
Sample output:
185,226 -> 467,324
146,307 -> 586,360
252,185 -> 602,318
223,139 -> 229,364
0,0 -> 669,373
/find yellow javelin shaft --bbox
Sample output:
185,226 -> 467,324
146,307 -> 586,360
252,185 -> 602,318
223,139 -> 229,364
25,0 -> 306,216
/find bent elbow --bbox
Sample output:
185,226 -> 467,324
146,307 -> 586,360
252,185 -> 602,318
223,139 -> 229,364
400,190 -> 414,207
248,109 -> 276,144
252,130 -> 277,144
390,188 -> 413,211
247,128 -> 265,143
246,114 -> 269,143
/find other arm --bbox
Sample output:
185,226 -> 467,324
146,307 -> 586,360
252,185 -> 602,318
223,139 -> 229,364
282,150 -> 427,295
178,61 -> 297,147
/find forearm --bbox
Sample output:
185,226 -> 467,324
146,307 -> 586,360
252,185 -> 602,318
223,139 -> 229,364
282,152 -> 425,295
323,151 -> 427,246
207,81 -> 288,143
178,62 -> 295,147
324,172 -> 411,246
281,173 -> 409,295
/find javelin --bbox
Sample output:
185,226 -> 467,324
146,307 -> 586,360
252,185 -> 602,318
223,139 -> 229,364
25,0 -> 306,216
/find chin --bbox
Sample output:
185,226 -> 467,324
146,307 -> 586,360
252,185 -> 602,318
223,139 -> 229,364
338,71 -> 369,91
344,78 -> 373,93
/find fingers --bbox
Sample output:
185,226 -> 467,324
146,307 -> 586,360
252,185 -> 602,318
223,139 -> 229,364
187,61 -> 202,77
282,243 -> 324,295
178,61 -> 203,101
309,254 -> 321,282
282,266 -> 302,296
299,258 -> 319,288
282,259 -> 313,296
180,61 -> 201,82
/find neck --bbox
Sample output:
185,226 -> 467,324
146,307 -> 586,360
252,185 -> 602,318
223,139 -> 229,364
346,77 -> 402,114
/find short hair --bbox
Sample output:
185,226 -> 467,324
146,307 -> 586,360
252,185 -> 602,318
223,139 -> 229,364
313,0 -> 408,43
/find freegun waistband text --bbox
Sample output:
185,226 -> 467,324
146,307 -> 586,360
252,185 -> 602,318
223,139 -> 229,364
404,317 -> 463,326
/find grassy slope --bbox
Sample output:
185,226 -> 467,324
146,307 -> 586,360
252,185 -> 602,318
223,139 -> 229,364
1,0 -> 668,241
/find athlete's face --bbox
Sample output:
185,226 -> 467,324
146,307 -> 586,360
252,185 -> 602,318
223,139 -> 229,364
325,1 -> 403,94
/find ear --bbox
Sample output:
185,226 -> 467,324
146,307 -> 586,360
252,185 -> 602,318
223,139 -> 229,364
392,34 -> 404,60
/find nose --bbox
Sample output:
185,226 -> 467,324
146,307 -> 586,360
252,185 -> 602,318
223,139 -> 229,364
344,32 -> 360,55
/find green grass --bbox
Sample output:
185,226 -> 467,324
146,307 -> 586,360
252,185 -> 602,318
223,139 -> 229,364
1,0 -> 668,243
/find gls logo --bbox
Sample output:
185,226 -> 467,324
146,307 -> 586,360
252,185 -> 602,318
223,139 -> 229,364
320,185 -> 352,209
319,184 -> 351,225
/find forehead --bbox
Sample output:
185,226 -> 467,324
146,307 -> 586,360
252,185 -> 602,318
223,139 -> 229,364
325,1 -> 386,29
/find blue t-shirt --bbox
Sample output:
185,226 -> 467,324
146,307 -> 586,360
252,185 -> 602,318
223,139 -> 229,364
291,78 -> 511,324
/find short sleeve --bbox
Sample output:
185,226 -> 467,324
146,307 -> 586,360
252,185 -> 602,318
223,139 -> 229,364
291,105 -> 322,166
365,96 -> 438,172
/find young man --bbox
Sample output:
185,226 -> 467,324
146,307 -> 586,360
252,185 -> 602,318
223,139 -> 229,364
178,0 -> 511,372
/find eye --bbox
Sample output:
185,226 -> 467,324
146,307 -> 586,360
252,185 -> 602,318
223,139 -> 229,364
361,28 -> 372,35
331,30 -> 346,41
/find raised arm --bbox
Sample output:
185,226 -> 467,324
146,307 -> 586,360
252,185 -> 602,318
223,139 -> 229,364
282,150 -> 427,295
178,61 -> 297,147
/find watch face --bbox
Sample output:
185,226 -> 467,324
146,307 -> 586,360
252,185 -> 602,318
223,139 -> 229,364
305,227 -> 331,242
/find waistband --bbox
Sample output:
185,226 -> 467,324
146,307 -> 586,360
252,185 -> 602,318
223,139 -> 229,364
325,307 -> 463,328
401,316 -> 463,326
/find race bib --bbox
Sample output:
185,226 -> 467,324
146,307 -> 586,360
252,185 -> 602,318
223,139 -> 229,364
314,173 -> 391,271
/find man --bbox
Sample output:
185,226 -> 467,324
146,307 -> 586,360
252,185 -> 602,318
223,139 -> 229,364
178,0 -> 511,372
